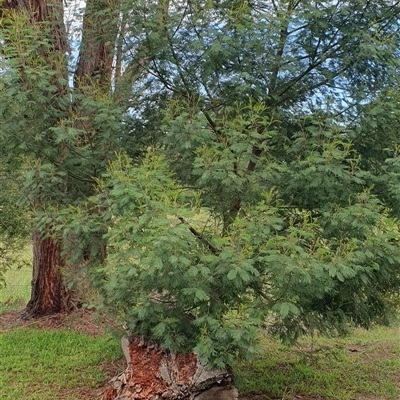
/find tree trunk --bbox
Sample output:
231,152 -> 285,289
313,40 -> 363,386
1,0 -> 74,318
103,338 -> 238,400
1,0 -> 68,51
25,232 -> 72,317
74,0 -> 119,89
1,0 -> 118,318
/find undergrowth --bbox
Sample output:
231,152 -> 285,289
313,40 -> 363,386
1,246 -> 399,400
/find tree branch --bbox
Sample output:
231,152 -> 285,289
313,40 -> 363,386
178,217 -> 219,255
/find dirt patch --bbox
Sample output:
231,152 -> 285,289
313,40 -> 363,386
352,395 -> 388,400
238,392 -> 329,400
0,308 -> 120,336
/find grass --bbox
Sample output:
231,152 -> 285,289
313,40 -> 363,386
234,326 -> 400,400
0,246 -> 125,400
2,324 -> 398,400
0,243 -> 32,313
0,328 -> 123,400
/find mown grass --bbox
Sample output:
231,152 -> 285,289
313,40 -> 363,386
0,245 -> 125,400
234,325 -> 400,400
0,328 -> 123,400
2,324 -> 398,400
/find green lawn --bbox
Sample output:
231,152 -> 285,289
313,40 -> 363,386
0,328 -> 123,400
0,247 -> 125,400
0,243 -> 31,313
234,325 -> 400,400
1,322 -> 398,400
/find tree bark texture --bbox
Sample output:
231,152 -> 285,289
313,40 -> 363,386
1,0 -> 120,318
103,337 -> 238,400
0,0 -> 68,53
74,0 -> 119,89
25,231 -> 72,316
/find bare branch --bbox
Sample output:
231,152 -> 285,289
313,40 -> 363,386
178,217 -> 219,255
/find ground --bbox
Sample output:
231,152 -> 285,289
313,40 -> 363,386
0,308 -> 112,336
0,309 -> 398,400
0,309 -> 126,400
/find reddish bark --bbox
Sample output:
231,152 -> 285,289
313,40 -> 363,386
1,0 -> 73,318
2,0 -> 117,318
0,0 -> 68,53
74,0 -> 119,89
25,232 -> 72,317
103,338 -> 237,400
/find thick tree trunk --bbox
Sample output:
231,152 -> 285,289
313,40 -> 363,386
25,232 -> 72,317
1,0 -> 68,51
103,338 -> 237,400
74,0 -> 119,89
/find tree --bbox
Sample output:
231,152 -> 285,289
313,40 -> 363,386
0,0 -> 122,316
1,0 -> 400,397
0,0 -> 70,316
353,88 -> 400,216
66,0 -> 400,382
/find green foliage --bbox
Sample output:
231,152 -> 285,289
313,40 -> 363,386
126,0 -> 400,113
0,9 -> 126,200
84,152 -> 260,367
3,0 -> 400,371
75,138 -> 400,367
60,0 -> 400,364
353,89 -> 400,216
0,9 -> 127,275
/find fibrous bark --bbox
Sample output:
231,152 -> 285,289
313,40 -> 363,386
25,231 -> 73,316
74,0 -> 119,89
0,0 -> 68,52
103,337 -> 237,400
1,0 -> 122,318
1,0 -> 73,317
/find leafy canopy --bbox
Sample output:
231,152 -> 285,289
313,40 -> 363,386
69,0 -> 400,367
1,0 -> 400,368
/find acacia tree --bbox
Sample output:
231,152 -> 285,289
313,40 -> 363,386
2,1 -> 400,397
83,0 -> 400,371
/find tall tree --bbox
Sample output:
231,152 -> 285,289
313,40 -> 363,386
85,0 -> 400,370
2,2 -> 400,398
0,0 -> 122,317
0,0 -> 72,316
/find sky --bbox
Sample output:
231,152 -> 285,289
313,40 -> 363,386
64,0 -> 85,83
